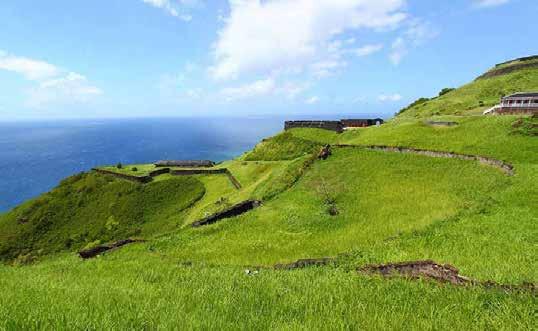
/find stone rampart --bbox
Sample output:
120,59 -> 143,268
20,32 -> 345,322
490,108 -> 538,116
285,120 -> 344,133
335,145 -> 514,175
191,200 -> 261,227
149,168 -> 171,177
171,168 -> 242,189
477,61 -> 538,80
92,168 -> 153,183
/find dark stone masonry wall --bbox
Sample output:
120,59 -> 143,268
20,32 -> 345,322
284,120 -> 344,133
477,61 -> 538,80
92,168 -> 153,184
191,200 -> 261,227
491,108 -> 538,116
171,168 -> 242,189
335,145 -> 514,175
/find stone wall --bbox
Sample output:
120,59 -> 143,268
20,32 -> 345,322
191,200 -> 261,227
92,168 -> 153,184
335,145 -> 514,175
171,168 -> 242,189
490,107 -> 538,116
477,61 -> 538,80
284,120 -> 344,133
149,168 -> 171,177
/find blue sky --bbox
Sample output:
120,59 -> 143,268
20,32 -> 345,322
0,0 -> 536,120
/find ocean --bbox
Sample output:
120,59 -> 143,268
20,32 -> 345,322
0,117 -> 285,212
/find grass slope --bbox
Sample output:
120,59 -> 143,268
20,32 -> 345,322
155,148 -> 509,268
244,131 -> 322,161
397,67 -> 538,117
0,253 -> 534,330
0,172 -> 205,262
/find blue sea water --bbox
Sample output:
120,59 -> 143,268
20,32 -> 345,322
0,117 -> 285,212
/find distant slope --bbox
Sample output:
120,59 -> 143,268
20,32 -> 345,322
398,55 -> 538,118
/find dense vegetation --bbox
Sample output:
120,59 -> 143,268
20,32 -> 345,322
0,57 -> 536,329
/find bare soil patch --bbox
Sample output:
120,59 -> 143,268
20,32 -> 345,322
358,260 -> 536,293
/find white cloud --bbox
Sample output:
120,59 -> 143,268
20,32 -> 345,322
305,96 -> 320,104
0,51 -> 102,108
220,78 -> 276,101
378,93 -> 402,101
141,0 -> 200,21
211,0 -> 406,80
219,77 -> 312,102
0,51 -> 60,81
353,44 -> 384,57
473,0 -> 510,8
26,72 -> 103,108
279,81 -> 311,99
311,59 -> 348,79
389,19 -> 438,65
389,37 -> 406,65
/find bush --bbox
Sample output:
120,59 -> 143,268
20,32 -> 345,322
116,163 -> 123,169
132,167 -> 138,172
439,88 -> 455,96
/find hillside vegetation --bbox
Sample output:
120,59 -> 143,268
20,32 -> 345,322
397,63 -> 538,118
0,57 -> 536,329
0,173 -> 205,261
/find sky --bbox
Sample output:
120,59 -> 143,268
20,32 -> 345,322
0,0 -> 537,120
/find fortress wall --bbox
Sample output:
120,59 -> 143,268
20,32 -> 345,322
171,168 -> 242,189
491,108 -> 538,115
335,145 -> 514,176
149,168 -> 171,177
477,61 -> 538,80
170,168 -> 229,176
92,168 -> 153,183
284,121 -> 344,133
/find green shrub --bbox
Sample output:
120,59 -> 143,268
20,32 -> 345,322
439,87 -> 455,96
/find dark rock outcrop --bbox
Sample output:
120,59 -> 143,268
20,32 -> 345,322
191,200 -> 261,227
274,258 -> 334,270
318,145 -> 332,160
79,239 -> 145,259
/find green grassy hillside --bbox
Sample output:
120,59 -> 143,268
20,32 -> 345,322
397,61 -> 538,118
0,173 -> 205,262
0,57 -> 536,329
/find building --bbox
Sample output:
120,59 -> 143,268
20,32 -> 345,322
154,160 -> 215,168
341,118 -> 384,128
484,92 -> 538,115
